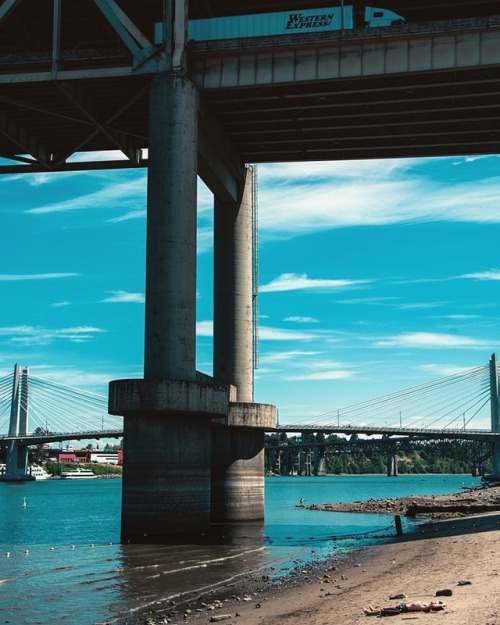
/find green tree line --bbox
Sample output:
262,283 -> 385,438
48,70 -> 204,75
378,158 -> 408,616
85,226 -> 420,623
265,432 -> 492,475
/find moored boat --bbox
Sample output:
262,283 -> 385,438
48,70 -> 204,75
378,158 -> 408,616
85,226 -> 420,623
29,465 -> 52,480
60,468 -> 97,479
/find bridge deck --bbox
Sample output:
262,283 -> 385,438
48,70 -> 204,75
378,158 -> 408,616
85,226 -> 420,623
1,5 -> 500,172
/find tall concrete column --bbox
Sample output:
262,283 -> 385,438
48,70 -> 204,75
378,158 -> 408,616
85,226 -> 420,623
213,168 -> 254,402
145,72 -> 198,381
110,73 -> 228,542
211,170 -> 275,522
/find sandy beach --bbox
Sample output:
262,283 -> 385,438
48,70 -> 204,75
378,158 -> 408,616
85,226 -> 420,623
125,486 -> 500,625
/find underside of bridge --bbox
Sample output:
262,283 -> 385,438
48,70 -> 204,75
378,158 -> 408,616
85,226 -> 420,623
2,1 -> 500,540
2,2 -> 500,173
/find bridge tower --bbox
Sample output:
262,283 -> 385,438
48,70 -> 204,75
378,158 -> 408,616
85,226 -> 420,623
487,353 -> 500,479
108,1 -> 275,542
0,365 -> 34,482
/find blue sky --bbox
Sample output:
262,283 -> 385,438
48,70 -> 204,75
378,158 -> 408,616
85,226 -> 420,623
1,154 -> 499,428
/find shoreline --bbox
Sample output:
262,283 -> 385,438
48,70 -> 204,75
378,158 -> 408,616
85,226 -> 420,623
119,484 -> 500,625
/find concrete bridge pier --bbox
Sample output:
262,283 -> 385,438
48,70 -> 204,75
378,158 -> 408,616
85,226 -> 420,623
387,452 -> 398,477
109,73 -> 275,539
109,73 -> 226,542
211,170 -> 276,522
313,447 -> 326,476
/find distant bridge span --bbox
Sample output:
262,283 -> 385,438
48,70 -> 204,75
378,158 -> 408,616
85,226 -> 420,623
274,424 -> 500,443
0,429 -> 123,447
3,426 -> 499,446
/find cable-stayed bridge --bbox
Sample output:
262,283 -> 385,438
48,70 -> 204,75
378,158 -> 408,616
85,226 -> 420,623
0,366 -> 123,480
277,360 -> 499,442
1,355 -> 500,480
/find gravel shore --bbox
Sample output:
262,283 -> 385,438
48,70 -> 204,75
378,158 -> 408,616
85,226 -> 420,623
308,482 -> 500,517
118,483 -> 500,625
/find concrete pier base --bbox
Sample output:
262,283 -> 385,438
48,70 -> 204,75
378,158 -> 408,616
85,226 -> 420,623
120,413 -> 211,541
5,441 -> 29,475
210,402 -> 276,522
211,426 -> 265,522
110,378 -> 231,541
0,443 -> 34,482
210,395 -> 278,520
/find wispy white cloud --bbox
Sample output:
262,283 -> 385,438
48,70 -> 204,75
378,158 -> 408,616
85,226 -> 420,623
338,296 -> 399,305
257,159 -> 500,238
452,155 -> 492,165
51,301 -> 71,308
107,209 -> 146,223
196,321 -> 320,341
197,320 -> 213,336
0,325 -> 106,345
198,227 -> 214,255
375,332 -> 488,349
285,369 -> 355,381
0,273 -> 78,281
417,363 -> 482,377
283,316 -> 319,323
259,326 -> 320,341
459,269 -> 500,281
261,273 -> 372,293
26,175 -> 147,215
258,349 -> 356,381
10,170 -> 86,187
394,302 -> 447,311
430,314 -> 482,320
259,350 -> 323,364
281,356 -> 357,381
25,366 -> 115,393
100,291 -> 144,304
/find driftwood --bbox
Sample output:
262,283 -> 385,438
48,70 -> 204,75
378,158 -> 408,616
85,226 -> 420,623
405,503 -> 500,517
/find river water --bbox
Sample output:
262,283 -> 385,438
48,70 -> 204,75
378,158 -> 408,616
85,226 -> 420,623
0,474 -> 480,625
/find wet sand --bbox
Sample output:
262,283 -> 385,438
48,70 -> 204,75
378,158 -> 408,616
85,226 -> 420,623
124,485 -> 500,625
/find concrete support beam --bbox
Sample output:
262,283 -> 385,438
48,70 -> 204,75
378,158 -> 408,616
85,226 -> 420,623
197,103 -> 246,203
198,128 -> 239,204
191,29 -> 500,90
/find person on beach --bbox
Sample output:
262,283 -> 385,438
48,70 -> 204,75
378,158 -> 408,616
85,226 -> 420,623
363,600 -> 446,616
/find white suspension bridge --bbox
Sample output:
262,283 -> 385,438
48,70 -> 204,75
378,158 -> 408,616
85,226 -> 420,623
1,354 -> 500,480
